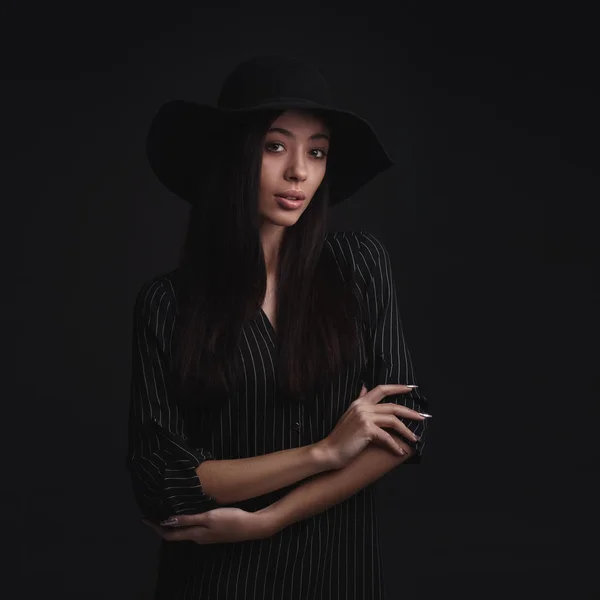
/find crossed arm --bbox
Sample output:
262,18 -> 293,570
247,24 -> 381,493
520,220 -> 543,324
145,433 -> 416,543
257,433 -> 414,536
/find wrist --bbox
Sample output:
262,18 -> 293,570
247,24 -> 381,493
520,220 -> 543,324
309,440 -> 336,472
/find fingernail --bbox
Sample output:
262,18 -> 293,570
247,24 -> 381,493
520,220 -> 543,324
160,517 -> 178,526
419,413 -> 432,418
405,385 -> 418,388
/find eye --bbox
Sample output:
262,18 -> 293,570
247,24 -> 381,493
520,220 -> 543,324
265,142 -> 284,153
311,148 -> 328,159
265,142 -> 328,159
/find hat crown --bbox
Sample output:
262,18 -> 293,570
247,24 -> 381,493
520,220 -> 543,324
217,55 -> 333,109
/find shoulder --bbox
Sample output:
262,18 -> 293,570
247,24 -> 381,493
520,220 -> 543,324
355,230 -> 389,265
323,229 -> 381,258
325,229 -> 389,273
133,269 -> 180,322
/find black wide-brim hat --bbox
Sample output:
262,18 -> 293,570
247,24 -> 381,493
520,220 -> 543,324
146,54 -> 395,207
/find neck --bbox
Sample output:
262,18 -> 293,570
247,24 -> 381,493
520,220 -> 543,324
260,222 -> 285,279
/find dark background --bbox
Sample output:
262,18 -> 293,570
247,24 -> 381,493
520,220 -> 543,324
5,1 -> 596,598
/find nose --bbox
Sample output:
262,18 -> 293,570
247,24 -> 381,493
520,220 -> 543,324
284,149 -> 308,182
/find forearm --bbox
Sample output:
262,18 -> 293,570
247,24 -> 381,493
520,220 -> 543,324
257,435 -> 414,534
196,442 -> 332,505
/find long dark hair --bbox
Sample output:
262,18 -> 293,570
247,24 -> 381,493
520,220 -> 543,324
172,108 -> 362,409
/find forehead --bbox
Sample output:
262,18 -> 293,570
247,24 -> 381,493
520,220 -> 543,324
270,109 -> 330,133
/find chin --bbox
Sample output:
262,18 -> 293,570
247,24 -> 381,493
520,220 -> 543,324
262,213 -> 301,227
260,206 -> 307,226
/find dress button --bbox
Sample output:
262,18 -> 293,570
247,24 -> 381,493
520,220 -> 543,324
292,422 -> 301,431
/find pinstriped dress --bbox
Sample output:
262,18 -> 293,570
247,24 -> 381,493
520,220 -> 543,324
126,230 -> 429,599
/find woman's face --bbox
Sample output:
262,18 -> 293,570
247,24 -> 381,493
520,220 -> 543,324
258,109 -> 330,227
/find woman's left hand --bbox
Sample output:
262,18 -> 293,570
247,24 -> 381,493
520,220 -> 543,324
141,507 -> 271,544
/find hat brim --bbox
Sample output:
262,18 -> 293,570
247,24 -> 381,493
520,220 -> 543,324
146,99 -> 395,206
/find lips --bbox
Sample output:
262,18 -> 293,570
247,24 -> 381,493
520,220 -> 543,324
275,190 -> 306,201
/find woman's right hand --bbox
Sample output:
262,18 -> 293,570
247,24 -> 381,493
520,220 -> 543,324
318,384 -> 428,470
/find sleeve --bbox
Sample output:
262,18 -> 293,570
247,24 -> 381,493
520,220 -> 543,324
125,276 -> 221,522
357,231 -> 430,464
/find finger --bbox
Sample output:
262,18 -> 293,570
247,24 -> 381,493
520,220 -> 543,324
160,513 -> 210,528
365,384 -> 417,404
373,414 -> 420,443
368,404 -> 427,420
370,426 -> 406,456
351,385 -> 368,406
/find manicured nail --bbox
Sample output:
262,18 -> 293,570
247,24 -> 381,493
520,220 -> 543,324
405,385 -> 418,388
160,517 -> 178,526
419,413 -> 432,418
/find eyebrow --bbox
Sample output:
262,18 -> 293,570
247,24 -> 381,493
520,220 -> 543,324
267,127 -> 330,142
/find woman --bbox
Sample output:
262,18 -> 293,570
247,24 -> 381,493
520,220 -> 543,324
127,54 -> 431,600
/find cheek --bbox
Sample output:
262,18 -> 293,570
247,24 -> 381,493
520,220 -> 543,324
311,163 -> 327,189
260,157 -> 279,191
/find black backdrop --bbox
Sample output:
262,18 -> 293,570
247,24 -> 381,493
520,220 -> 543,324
5,2 -> 596,598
